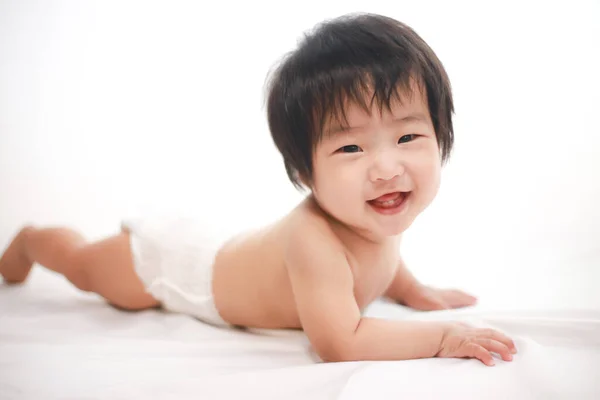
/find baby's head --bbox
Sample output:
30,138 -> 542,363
266,13 -> 454,238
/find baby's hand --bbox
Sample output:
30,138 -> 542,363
402,284 -> 477,311
436,323 -> 517,366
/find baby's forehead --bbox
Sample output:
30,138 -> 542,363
323,87 -> 427,132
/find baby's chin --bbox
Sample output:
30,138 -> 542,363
375,211 -> 419,237
350,216 -> 413,241
378,222 -> 411,238
313,199 -> 413,239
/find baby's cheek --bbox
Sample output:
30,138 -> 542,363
429,165 -> 442,193
416,160 -> 441,205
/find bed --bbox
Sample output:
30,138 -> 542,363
1,267 -> 599,399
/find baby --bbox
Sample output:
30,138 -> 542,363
1,13 -> 516,366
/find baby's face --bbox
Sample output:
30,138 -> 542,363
310,86 -> 441,240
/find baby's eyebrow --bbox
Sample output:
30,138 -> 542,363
324,112 -> 429,137
395,112 -> 429,124
324,124 -> 356,137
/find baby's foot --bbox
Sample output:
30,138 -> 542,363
0,227 -> 34,283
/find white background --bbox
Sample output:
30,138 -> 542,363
1,0 -> 599,310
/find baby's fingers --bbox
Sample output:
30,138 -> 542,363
483,329 -> 517,354
464,343 -> 495,366
476,338 -> 513,362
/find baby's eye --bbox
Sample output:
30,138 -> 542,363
398,134 -> 417,144
339,145 -> 362,153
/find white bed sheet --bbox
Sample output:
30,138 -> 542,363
1,268 -> 599,399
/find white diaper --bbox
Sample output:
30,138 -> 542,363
121,217 -> 232,327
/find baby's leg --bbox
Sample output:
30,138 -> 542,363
0,226 -> 159,310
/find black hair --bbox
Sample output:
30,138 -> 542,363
266,13 -> 454,189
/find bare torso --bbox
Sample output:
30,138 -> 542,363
212,197 -> 400,329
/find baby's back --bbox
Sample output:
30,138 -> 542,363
211,208 -> 302,329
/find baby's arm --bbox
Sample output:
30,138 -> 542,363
286,223 -> 515,364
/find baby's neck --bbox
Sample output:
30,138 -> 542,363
304,195 -> 398,248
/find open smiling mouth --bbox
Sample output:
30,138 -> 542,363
367,191 -> 411,215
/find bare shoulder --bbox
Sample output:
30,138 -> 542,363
285,199 -> 344,251
282,202 -> 353,286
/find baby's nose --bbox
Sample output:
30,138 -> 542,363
370,151 -> 404,181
